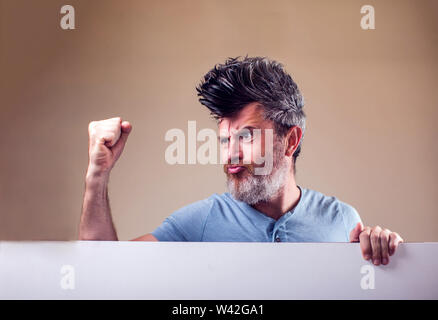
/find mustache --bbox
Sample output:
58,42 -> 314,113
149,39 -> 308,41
223,163 -> 255,174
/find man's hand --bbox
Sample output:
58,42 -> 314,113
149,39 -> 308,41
350,222 -> 404,266
87,117 -> 132,179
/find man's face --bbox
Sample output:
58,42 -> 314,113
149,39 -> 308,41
218,102 -> 290,204
218,102 -> 274,174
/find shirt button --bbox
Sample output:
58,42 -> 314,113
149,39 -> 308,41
275,237 -> 281,242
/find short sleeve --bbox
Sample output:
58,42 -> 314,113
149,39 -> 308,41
151,197 -> 214,241
340,202 -> 363,241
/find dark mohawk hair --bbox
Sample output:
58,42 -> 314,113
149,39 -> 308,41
196,56 -> 306,163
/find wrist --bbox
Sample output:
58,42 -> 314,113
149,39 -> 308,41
85,165 -> 110,187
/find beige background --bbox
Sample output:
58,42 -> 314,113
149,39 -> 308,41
0,0 -> 437,241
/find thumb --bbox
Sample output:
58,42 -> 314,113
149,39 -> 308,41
111,121 -> 132,159
121,120 -> 132,134
349,222 -> 364,242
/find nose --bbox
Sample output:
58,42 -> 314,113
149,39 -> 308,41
228,135 -> 243,164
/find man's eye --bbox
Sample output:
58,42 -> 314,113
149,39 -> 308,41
219,137 -> 229,145
240,131 -> 253,142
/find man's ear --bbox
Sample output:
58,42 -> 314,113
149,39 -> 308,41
284,126 -> 302,157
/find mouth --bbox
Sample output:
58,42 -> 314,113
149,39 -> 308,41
224,164 -> 255,175
226,166 -> 246,174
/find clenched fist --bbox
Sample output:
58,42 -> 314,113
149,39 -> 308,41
87,117 -> 132,178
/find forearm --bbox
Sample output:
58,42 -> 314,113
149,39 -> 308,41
79,171 -> 118,240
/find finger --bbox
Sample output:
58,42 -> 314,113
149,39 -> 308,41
103,130 -> 121,148
380,229 -> 391,265
389,232 -> 404,256
121,121 -> 132,133
359,227 -> 372,261
103,118 -> 122,147
111,125 -> 132,159
349,222 -> 364,242
370,226 -> 383,265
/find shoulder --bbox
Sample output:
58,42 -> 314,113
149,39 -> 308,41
300,187 -> 341,213
170,194 -> 218,219
152,193 -> 229,241
301,187 -> 362,235
302,187 -> 359,215
167,193 -> 233,224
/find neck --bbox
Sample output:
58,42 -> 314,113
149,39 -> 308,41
252,173 -> 301,221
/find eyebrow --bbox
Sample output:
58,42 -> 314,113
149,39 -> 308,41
218,126 -> 258,140
240,125 -> 257,130
236,126 -> 259,134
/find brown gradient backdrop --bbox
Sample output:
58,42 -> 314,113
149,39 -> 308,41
0,0 -> 437,241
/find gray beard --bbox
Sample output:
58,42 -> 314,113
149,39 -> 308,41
226,146 -> 289,205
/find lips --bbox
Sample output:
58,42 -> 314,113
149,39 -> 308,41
227,166 -> 246,174
224,163 -> 254,174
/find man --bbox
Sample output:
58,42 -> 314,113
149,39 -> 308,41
79,56 -> 404,266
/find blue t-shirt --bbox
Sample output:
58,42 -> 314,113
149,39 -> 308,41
152,185 -> 362,242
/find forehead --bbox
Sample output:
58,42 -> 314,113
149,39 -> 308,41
218,103 -> 272,132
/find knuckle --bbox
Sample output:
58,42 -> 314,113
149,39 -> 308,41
370,232 -> 380,241
359,232 -> 369,241
390,232 -> 403,244
110,120 -> 120,129
380,230 -> 390,240
89,120 -> 107,134
110,117 -> 121,123
88,121 -> 96,131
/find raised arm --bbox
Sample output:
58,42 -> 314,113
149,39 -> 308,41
79,117 -> 131,240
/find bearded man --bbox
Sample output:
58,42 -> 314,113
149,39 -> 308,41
79,56 -> 403,266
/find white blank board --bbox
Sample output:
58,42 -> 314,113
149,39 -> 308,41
0,241 -> 437,299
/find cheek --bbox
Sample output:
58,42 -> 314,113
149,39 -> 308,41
241,142 -> 265,163
241,144 -> 253,162
220,145 -> 228,163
